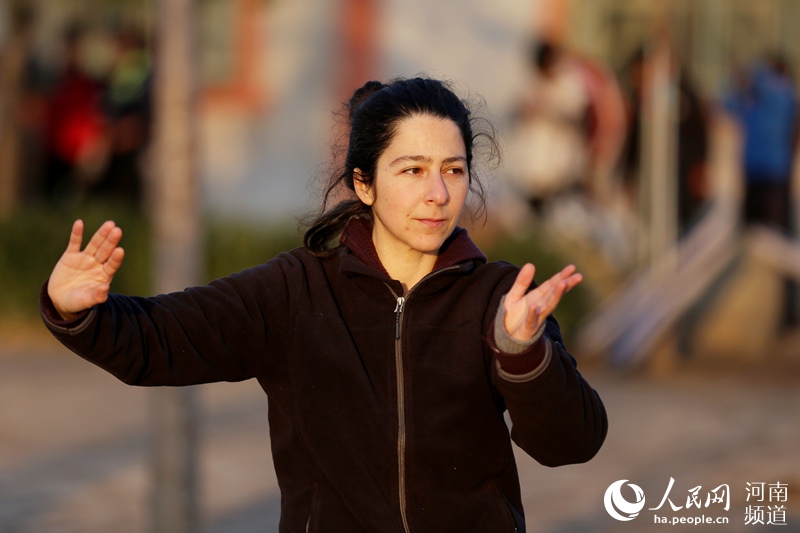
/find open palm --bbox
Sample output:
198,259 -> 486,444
48,220 -> 125,321
502,263 -> 583,342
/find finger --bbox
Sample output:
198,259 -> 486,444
523,303 -> 543,335
540,265 -> 581,296
95,226 -> 123,264
523,284 -> 556,320
553,264 -> 578,283
102,247 -> 125,278
562,272 -> 583,292
93,283 -> 112,305
65,219 -> 85,254
507,263 -> 536,303
537,275 -> 583,317
547,273 -> 582,302
83,220 -> 116,256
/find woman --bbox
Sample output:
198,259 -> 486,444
41,77 -> 607,532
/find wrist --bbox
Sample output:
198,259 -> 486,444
42,279 -> 90,326
48,293 -> 79,322
54,306 -> 81,322
495,297 -> 545,354
489,300 -> 550,378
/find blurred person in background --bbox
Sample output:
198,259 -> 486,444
506,39 -> 591,216
39,77 -> 607,532
674,69 -> 711,233
723,53 -> 799,330
620,45 -> 710,237
503,38 -> 632,272
578,52 -> 627,206
42,22 -> 108,203
91,26 -> 151,208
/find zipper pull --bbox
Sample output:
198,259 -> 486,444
394,297 -> 405,339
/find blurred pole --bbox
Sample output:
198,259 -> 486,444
150,0 -> 202,531
788,0 -> 800,327
639,10 -> 678,272
697,0 -> 726,100
0,0 -> 30,216
0,1 -> 7,40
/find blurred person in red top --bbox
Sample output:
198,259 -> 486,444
92,27 -> 152,207
42,23 -> 108,202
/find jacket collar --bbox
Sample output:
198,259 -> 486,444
338,217 -> 486,279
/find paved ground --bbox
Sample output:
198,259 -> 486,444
1,330 -> 798,533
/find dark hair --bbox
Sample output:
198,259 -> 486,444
303,77 -> 497,255
532,41 -> 558,72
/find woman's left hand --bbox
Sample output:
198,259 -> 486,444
502,263 -> 583,343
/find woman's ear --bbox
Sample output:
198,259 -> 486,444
353,169 -> 375,206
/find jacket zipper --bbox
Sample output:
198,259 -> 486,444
393,295 -> 410,533
394,297 -> 405,340
388,265 -> 462,533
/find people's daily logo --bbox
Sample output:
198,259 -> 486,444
604,479 -> 646,521
603,478 -> 790,527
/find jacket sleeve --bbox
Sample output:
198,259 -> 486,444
487,307 -> 608,468
39,252 -> 301,387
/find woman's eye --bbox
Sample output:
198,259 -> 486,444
446,167 -> 465,175
403,167 -> 422,175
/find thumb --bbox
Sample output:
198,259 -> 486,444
66,219 -> 85,254
506,263 -> 536,303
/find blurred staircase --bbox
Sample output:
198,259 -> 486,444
575,200 -> 800,368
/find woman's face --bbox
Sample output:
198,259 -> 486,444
354,113 -> 469,262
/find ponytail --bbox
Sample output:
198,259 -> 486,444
302,80 -> 386,255
347,80 -> 385,120
303,199 -> 369,256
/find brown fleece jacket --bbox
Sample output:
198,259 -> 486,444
41,217 -> 607,533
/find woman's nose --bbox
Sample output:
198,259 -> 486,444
424,172 -> 449,205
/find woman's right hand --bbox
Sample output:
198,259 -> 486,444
47,219 -> 125,321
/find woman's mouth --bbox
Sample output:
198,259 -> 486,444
416,218 -> 447,229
